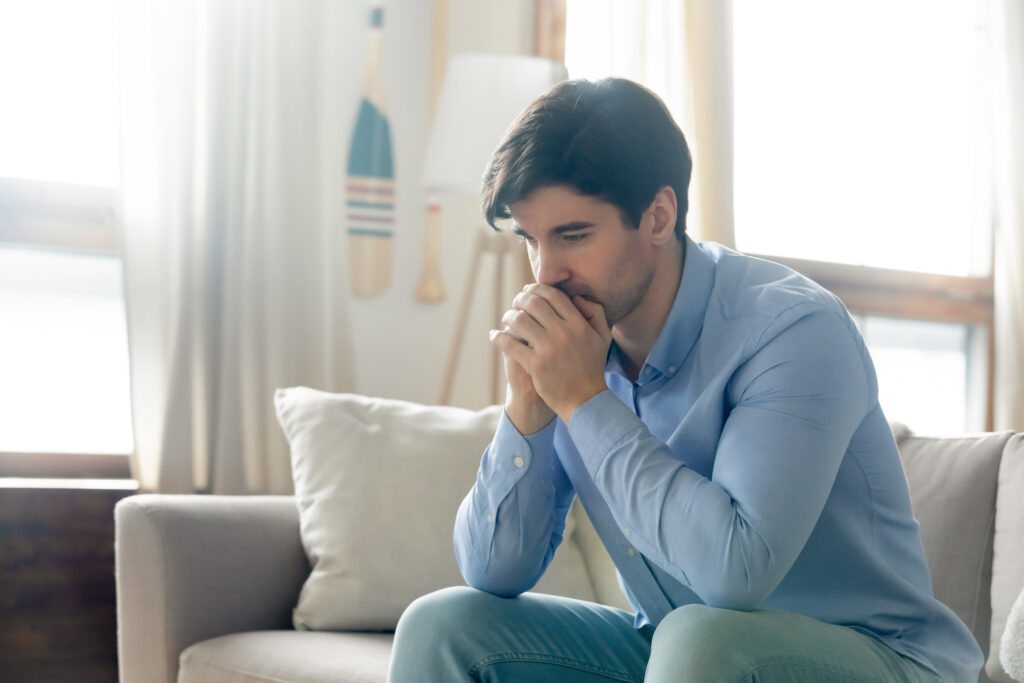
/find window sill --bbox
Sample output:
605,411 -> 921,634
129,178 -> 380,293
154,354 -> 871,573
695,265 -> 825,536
0,452 -> 132,479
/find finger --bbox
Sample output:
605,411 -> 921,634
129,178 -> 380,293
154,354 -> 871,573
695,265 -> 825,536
572,296 -> 611,337
520,284 -> 581,321
500,308 -> 543,344
512,290 -> 565,329
489,329 -> 533,366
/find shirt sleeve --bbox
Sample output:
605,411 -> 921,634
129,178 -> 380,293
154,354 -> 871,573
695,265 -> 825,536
454,411 -> 576,597
568,307 -> 871,610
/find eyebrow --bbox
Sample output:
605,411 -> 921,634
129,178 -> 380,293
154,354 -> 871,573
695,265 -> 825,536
512,221 -> 594,239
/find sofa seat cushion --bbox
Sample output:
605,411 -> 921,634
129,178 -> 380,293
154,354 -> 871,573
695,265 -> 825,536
178,631 -> 392,683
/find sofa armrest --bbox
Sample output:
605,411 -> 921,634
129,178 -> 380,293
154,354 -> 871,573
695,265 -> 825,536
115,494 -> 310,683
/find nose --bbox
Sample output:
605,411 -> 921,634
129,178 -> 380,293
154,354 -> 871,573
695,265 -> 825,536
531,243 -> 568,287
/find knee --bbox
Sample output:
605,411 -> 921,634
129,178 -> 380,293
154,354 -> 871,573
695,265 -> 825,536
647,604 -> 755,681
395,585 -> 490,641
391,586 -> 497,681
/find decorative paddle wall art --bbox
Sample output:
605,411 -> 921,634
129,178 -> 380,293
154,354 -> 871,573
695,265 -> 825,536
347,4 -> 395,297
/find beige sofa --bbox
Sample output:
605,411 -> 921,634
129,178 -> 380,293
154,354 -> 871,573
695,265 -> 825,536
116,426 -> 1024,682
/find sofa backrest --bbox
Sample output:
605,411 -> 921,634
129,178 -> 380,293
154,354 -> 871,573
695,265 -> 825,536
895,428 -> 1011,676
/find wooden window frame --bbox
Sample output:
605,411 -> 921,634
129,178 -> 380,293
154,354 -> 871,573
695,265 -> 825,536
0,175 -> 131,479
539,0 -> 996,431
751,254 -> 995,431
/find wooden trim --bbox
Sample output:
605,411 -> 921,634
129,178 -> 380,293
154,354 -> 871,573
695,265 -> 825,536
0,176 -> 117,254
752,253 -> 994,325
534,0 -> 567,62
0,452 -> 131,480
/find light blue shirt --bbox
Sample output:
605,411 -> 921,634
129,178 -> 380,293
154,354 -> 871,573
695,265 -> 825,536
454,236 -> 982,682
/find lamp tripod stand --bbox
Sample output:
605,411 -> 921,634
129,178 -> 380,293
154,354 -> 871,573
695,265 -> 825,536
440,228 -> 532,406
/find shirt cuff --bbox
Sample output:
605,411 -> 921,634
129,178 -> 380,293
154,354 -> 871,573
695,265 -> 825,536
567,390 -> 644,475
478,411 -> 559,498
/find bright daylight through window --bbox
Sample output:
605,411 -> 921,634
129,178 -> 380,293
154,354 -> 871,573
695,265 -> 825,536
732,0 -> 991,278
0,0 -> 132,454
564,0 -> 992,434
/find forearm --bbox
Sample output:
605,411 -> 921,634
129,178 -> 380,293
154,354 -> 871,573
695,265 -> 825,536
453,414 -> 574,596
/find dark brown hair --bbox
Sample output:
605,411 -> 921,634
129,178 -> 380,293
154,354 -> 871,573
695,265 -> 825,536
481,78 -> 692,240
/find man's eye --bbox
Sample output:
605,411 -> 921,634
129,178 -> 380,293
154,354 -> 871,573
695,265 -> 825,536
563,233 -> 587,243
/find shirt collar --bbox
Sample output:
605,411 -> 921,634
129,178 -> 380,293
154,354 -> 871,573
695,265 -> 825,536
606,234 -> 715,383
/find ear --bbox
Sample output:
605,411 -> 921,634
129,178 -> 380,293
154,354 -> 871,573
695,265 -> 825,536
645,186 -> 677,245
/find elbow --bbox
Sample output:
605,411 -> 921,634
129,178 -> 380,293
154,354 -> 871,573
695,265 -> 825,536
454,545 -> 531,598
690,547 -> 779,612
461,570 -> 526,599
699,588 -> 763,612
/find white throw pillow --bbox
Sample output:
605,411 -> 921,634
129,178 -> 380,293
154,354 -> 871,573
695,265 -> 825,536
274,387 -> 598,631
1002,588 -> 1024,682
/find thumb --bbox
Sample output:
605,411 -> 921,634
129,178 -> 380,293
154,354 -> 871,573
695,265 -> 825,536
573,295 -> 610,337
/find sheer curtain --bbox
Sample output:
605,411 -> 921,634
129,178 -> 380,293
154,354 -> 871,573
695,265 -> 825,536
117,0 -> 356,493
992,0 -> 1024,432
564,0 -> 735,247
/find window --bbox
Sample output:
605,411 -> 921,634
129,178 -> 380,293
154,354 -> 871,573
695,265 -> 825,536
0,247 -> 132,454
0,0 -> 132,475
731,0 -> 994,432
855,316 -> 988,435
559,0 -> 994,433
732,0 -> 991,278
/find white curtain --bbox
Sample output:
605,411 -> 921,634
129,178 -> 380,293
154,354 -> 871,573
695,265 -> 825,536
565,0 -> 735,247
992,0 -> 1024,432
117,0 -> 356,493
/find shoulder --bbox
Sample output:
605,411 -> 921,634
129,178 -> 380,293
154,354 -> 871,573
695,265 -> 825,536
700,242 -> 849,331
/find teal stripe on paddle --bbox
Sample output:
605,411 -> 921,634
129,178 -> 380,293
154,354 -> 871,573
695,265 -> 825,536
347,200 -> 395,210
348,227 -> 394,238
347,99 -> 394,179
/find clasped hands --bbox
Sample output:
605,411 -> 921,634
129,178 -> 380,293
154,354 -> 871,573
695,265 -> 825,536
489,283 -> 612,433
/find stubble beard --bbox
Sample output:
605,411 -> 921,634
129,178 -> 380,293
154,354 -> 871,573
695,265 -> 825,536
560,266 -> 655,330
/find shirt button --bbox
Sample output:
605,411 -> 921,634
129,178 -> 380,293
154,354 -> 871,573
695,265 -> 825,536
668,365 -> 676,373
627,546 -> 637,557
486,513 -> 494,522
623,526 -> 631,537
513,456 -> 525,468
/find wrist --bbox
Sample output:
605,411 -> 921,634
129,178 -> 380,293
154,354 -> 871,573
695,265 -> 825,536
505,396 -> 555,436
553,383 -> 608,426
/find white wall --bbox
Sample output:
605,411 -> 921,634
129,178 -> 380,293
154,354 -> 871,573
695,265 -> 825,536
346,0 -> 535,409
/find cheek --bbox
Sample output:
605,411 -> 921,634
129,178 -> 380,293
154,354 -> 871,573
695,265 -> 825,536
608,239 -> 641,281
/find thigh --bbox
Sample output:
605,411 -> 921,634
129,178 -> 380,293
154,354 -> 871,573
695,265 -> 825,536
645,605 -> 942,683
389,586 -> 654,683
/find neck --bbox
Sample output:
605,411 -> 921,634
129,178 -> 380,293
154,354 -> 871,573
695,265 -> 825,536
612,238 -> 685,381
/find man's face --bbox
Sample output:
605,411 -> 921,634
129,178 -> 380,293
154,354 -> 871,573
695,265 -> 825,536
509,185 -> 657,328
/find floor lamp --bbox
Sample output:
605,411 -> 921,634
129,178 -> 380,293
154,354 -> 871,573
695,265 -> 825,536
422,53 -> 568,405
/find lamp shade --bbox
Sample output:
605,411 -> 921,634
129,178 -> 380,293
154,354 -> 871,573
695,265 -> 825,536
422,53 -> 568,197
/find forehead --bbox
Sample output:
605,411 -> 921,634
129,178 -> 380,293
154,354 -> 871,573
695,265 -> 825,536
509,185 -> 621,235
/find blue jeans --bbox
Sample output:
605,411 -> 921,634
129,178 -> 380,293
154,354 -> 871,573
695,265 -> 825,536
387,587 -> 942,682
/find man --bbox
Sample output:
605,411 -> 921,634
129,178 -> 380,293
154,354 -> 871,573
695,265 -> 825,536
388,78 -> 982,682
